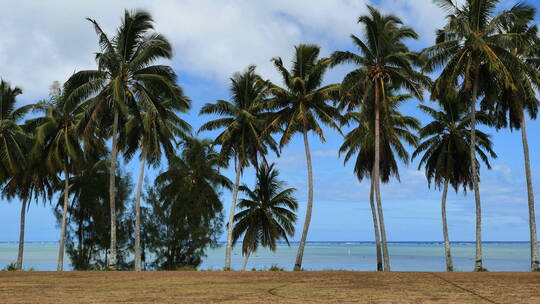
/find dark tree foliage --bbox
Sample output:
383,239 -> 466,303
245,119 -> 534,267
233,163 -> 298,255
53,157 -> 134,270
142,138 -> 231,270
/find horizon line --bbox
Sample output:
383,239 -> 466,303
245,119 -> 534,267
0,240 -> 532,244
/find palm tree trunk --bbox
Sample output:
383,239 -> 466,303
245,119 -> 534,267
108,110 -> 119,270
370,175 -> 383,271
16,197 -> 28,270
242,250 -> 251,271
470,70 -> 483,272
441,180 -> 453,272
134,149 -> 147,271
224,156 -> 241,270
374,79 -> 391,271
57,165 -> 70,271
520,114 -> 539,271
294,129 -> 314,271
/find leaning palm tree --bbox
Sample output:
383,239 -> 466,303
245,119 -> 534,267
331,6 -> 429,271
233,163 -> 298,271
64,10 -> 183,269
122,92 -> 191,271
267,44 -> 342,271
484,21 -> 540,271
422,0 -> 535,271
28,82 -> 86,271
339,92 -> 419,271
413,97 -> 496,271
199,65 -> 278,270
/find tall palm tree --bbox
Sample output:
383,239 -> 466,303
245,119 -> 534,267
232,163 -> 298,271
484,21 -> 540,271
0,80 -> 34,270
28,82 -> 86,271
339,92 -> 419,271
199,65 -> 277,270
331,6 -> 429,271
422,0 -> 535,271
267,44 -> 341,271
412,98 -> 496,271
64,10 -> 183,269
122,92 -> 191,271
32,83 -> 89,269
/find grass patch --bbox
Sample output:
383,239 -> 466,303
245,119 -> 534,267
177,265 -> 198,271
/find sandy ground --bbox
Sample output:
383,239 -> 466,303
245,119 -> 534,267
0,271 -> 539,303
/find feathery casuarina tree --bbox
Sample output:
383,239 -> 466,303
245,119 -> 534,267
64,10 -> 183,269
199,66 -> 277,270
422,0 -> 535,271
413,97 -> 496,271
267,44 -> 341,271
54,156 -> 133,270
332,6 -> 429,271
233,163 -> 298,271
145,138 -> 231,270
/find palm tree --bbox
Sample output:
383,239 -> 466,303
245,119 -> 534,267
64,10 -> 183,269
232,163 -> 298,271
422,0 -> 535,271
412,97 -> 496,271
2,147 -> 57,270
122,92 -> 191,271
484,21 -> 540,272
339,92 -> 419,271
0,80 -> 30,181
331,6 -> 429,271
199,65 -> 278,270
27,82 -> 86,271
0,80 -> 34,270
266,44 -> 341,271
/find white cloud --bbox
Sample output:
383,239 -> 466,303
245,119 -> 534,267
0,0 -> 453,102
378,0 -> 447,45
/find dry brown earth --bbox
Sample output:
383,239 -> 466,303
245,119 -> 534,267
1,271 -> 539,303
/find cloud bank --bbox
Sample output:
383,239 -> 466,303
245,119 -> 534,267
1,0 -> 448,101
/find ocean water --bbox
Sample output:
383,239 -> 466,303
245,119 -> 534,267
0,242 -> 533,271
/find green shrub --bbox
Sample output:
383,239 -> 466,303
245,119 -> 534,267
2,263 -> 35,271
3,262 -> 18,271
268,264 -> 284,271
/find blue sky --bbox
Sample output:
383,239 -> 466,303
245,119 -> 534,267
0,0 -> 539,242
